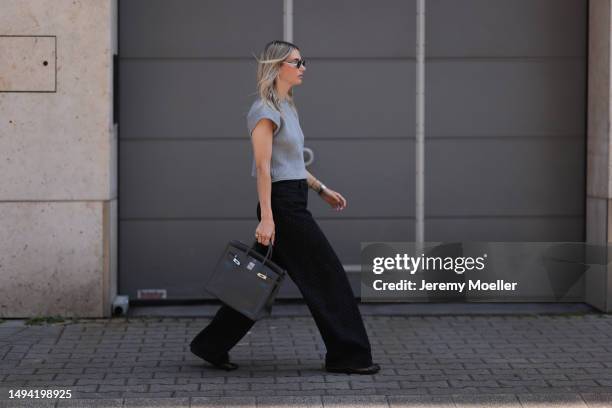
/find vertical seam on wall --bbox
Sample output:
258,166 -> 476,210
284,0 -> 293,42
584,0 -> 590,243
117,0 -> 122,298
609,0 -> 612,244
416,0 -> 425,247
103,201 -> 110,317
608,0 -> 612,310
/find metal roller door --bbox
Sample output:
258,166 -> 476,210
119,0 -> 586,301
424,0 -> 586,240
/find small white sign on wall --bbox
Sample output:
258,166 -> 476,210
137,289 -> 167,300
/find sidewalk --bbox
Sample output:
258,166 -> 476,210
1,303 -> 612,407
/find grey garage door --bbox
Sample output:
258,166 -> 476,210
119,0 -> 586,301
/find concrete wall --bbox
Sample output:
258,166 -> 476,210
586,0 -> 612,312
0,0 -> 117,317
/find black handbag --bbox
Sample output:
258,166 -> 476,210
204,239 -> 286,321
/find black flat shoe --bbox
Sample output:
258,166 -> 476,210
207,361 -> 239,371
325,363 -> 380,375
190,345 -> 239,371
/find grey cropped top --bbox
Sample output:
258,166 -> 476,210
247,97 -> 308,182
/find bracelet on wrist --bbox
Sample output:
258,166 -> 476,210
318,183 -> 327,195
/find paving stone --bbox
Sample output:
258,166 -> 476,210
1,310 -> 612,403
56,398 -> 123,407
0,399 -> 57,407
452,393 -> 521,407
256,395 -> 321,407
191,396 -> 256,407
122,397 -> 189,407
387,395 -> 454,408
321,395 -> 388,407
580,393 -> 612,408
517,393 -> 589,407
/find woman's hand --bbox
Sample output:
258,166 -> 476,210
255,218 -> 275,246
320,188 -> 347,211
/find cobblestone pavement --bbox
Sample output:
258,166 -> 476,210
1,307 -> 612,407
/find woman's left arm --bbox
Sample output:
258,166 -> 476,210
305,170 -> 347,211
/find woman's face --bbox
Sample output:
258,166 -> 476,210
278,49 -> 306,87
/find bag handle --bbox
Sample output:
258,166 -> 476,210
245,239 -> 274,265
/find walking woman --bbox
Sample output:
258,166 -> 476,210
189,40 -> 380,375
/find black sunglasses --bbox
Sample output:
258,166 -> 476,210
283,58 -> 307,69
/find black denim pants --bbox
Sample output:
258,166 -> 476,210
190,178 -> 373,368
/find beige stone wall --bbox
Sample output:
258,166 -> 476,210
0,0 -> 117,317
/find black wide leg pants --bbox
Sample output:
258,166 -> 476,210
190,178 -> 373,368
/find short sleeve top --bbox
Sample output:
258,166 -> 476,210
246,97 -> 308,182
